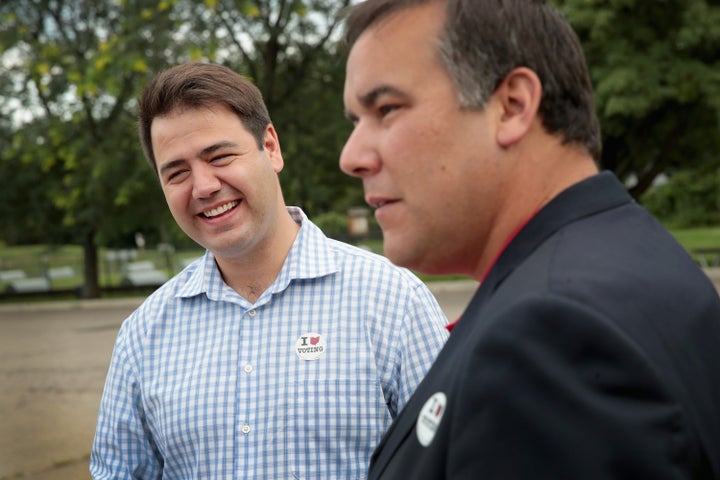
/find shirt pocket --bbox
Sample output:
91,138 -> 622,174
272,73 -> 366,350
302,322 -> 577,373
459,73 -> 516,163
282,377 -> 392,480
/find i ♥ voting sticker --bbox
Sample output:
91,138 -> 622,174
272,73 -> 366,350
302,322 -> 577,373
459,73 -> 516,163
295,333 -> 325,361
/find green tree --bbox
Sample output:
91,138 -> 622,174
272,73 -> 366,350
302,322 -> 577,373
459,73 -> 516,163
557,0 -> 720,198
641,167 -> 720,228
0,0 -> 186,297
0,118 -> 75,245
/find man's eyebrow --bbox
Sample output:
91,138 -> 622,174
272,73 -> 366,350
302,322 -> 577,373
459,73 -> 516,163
159,141 -> 239,176
358,85 -> 403,108
199,141 -> 238,157
159,158 -> 186,177
345,85 -> 405,120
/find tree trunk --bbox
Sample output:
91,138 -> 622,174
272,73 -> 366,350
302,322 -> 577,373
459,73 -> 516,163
81,229 -> 101,299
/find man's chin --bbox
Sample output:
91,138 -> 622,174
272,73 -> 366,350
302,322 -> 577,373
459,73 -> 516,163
384,238 -> 453,276
382,236 -> 419,270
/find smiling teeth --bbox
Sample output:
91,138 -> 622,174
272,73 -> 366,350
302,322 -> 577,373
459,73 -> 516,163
203,201 -> 238,218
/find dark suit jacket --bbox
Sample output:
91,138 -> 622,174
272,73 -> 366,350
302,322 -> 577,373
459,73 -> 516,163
368,172 -> 720,479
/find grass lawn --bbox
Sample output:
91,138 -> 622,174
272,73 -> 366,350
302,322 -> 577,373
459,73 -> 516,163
0,244 -> 204,297
669,226 -> 720,251
0,224 -> 718,299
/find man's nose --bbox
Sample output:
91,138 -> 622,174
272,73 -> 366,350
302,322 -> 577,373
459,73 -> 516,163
192,164 -> 222,199
339,125 -> 380,178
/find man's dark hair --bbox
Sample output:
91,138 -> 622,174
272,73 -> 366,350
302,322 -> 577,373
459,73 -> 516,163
138,62 -> 271,174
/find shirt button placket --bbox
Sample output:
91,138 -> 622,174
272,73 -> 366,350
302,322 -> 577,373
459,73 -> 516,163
242,310 -> 257,443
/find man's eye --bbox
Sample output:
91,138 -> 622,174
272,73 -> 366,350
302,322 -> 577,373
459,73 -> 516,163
210,154 -> 233,164
166,170 -> 189,183
378,104 -> 400,117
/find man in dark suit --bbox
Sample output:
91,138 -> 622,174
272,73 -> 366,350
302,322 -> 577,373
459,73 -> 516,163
339,0 -> 720,478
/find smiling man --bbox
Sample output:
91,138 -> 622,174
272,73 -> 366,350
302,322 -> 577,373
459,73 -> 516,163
339,0 -> 720,479
90,62 -> 449,479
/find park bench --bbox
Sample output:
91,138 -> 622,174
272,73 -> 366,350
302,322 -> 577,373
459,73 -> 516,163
120,261 -> 168,287
46,266 -> 75,280
0,269 -> 27,282
6,277 -> 51,293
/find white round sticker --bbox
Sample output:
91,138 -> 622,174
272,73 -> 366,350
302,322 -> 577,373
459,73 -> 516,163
416,392 -> 447,447
295,333 -> 325,361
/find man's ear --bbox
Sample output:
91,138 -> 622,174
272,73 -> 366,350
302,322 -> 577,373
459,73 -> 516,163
263,124 -> 285,172
494,67 -> 542,148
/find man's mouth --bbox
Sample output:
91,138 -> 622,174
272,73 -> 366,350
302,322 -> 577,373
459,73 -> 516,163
371,199 -> 397,209
201,201 -> 239,218
367,195 -> 396,209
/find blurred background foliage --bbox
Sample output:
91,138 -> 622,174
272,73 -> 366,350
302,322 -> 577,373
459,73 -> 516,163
1,0 -> 718,296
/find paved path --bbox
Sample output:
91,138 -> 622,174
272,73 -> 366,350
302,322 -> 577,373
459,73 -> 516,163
0,282 -> 477,480
1,271 -> 717,479
0,300 -> 142,480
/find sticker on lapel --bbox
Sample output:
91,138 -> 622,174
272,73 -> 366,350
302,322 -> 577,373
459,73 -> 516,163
416,392 -> 447,447
295,333 -> 325,360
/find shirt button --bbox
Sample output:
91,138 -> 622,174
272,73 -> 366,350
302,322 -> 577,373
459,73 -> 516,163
241,424 -> 251,434
243,364 -> 253,374
248,310 -> 257,317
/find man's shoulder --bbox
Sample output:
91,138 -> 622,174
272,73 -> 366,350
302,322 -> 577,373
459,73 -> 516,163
120,265 -> 200,334
326,238 -> 423,283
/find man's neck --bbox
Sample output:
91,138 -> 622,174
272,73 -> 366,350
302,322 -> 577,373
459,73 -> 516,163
215,210 -> 301,303
471,143 -> 598,281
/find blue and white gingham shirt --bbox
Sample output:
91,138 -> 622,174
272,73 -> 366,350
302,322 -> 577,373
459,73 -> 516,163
91,207 -> 449,479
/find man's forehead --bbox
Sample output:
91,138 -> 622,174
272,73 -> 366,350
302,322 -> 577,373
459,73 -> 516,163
345,6 -> 445,93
